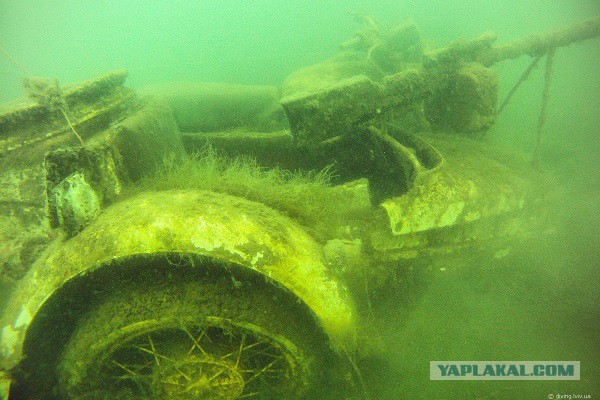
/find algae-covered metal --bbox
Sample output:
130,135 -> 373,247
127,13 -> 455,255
2,190 -> 355,399
0,16 -> 576,400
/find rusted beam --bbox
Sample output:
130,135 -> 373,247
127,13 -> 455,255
477,16 -> 600,66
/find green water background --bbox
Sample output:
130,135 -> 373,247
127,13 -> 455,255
1,1 -> 598,398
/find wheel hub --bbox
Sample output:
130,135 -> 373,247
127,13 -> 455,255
155,355 -> 244,400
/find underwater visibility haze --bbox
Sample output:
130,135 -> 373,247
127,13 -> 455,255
0,1 -> 599,399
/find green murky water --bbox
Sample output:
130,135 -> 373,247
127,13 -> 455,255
1,1 -> 598,399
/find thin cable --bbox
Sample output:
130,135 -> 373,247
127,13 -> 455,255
497,55 -> 542,115
60,107 -> 85,148
532,48 -> 556,166
0,44 -> 34,77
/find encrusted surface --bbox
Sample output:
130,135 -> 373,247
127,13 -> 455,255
0,190 -> 356,370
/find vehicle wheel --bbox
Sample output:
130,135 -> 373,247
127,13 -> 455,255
54,255 -> 338,400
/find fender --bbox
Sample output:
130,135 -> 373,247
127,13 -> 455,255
0,189 -> 356,372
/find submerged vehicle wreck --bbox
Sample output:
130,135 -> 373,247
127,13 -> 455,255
0,16 -> 598,400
